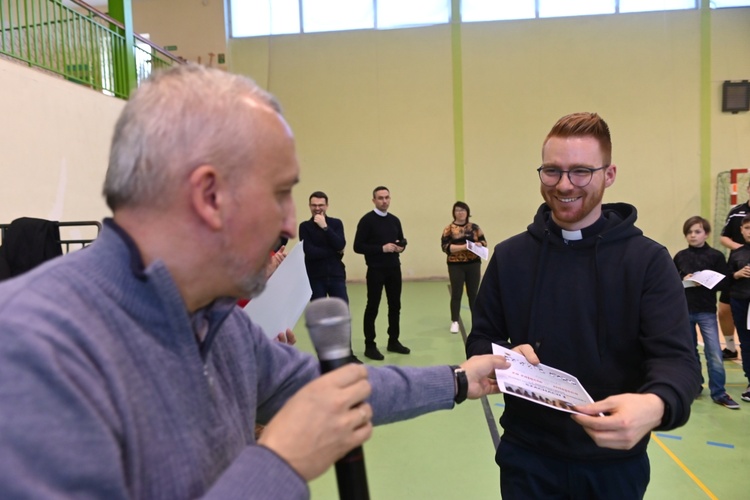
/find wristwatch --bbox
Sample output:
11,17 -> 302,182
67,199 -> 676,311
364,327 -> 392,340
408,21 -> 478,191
451,365 -> 468,404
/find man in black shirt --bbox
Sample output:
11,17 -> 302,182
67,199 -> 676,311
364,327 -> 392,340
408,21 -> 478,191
354,186 -> 410,360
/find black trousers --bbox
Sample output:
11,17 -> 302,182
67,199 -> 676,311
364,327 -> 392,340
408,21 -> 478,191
447,261 -> 481,322
497,439 -> 650,500
363,266 -> 401,346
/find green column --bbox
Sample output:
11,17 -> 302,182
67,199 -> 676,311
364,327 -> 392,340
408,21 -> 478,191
108,0 -> 136,98
451,0 -> 465,202
700,1 -> 712,218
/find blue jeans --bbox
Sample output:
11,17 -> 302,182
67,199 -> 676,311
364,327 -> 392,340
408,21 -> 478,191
689,312 -> 727,400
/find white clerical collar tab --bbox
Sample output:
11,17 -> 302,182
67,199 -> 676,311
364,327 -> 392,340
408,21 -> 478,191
374,208 -> 388,217
561,229 -> 583,241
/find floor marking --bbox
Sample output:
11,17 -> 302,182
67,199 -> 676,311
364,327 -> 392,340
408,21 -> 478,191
494,403 -> 505,408
651,433 -> 718,500
654,433 -> 682,440
706,441 -> 734,449
449,284 -> 501,449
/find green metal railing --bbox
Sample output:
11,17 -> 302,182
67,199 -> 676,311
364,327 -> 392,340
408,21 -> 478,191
0,0 -> 182,98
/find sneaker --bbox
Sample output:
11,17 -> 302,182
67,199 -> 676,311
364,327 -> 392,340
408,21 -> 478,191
364,346 -> 384,361
742,386 -> 750,403
713,393 -> 740,409
450,321 -> 459,334
387,341 -> 411,355
722,348 -> 738,360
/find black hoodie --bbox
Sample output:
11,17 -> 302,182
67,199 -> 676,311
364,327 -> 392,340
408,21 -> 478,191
466,203 -> 700,462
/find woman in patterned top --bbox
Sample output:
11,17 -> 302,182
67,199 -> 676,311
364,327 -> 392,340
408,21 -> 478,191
440,201 -> 487,333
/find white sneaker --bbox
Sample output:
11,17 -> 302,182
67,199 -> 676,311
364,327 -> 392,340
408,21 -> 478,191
450,321 -> 459,333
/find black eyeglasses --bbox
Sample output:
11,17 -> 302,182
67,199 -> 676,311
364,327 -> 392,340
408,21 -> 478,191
537,166 -> 609,187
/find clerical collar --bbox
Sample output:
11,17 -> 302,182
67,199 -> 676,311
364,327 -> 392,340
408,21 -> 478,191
547,216 -> 607,243
374,208 -> 388,217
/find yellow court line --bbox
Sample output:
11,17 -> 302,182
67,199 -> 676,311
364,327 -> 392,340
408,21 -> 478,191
651,433 -> 717,500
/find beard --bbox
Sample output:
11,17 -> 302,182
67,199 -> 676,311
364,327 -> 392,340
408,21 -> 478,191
236,269 -> 267,299
221,234 -> 269,300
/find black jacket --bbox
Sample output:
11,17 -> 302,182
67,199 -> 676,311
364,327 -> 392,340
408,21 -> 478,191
466,203 -> 700,462
728,245 -> 750,300
299,216 -> 346,279
673,244 -> 728,313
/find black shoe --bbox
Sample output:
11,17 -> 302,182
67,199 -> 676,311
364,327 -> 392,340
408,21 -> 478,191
364,346 -> 384,361
387,341 -> 411,355
723,348 -> 738,360
350,354 -> 363,364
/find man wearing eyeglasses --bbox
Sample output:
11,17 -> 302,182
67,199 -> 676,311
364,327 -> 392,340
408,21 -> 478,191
466,112 -> 700,499
299,191 -> 349,303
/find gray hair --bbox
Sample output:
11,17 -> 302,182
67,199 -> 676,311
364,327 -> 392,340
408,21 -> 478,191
103,64 -> 282,211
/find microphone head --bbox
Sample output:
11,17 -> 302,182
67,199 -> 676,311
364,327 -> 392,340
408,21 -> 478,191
305,297 -> 352,361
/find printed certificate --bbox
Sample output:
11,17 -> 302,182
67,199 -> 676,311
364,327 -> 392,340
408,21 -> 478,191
492,343 -> 596,415
682,270 -> 725,290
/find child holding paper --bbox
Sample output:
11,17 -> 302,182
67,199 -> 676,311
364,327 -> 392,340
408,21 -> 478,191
727,214 -> 750,402
673,216 -> 739,409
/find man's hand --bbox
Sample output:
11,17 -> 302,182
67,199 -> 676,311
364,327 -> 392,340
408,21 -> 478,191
459,354 -> 510,399
313,214 -> 327,229
258,364 -> 372,480
571,393 -> 665,450
275,329 -> 297,345
511,343 -> 540,365
382,243 -> 399,253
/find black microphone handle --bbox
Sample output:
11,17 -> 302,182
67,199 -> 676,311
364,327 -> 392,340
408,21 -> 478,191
318,356 -> 370,500
335,446 -> 369,500
319,357 -> 352,373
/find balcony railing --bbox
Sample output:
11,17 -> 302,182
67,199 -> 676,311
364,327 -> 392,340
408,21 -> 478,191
0,0 -> 182,99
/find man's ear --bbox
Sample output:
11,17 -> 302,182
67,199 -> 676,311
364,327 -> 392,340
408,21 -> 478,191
604,164 -> 617,188
188,165 -> 225,231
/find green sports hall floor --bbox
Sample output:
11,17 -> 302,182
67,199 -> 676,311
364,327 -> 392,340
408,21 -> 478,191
290,281 -> 748,499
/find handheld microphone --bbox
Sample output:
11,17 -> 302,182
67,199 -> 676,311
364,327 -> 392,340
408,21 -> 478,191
305,298 -> 370,500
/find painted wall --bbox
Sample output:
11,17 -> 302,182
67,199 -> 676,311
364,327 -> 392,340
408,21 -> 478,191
229,9 -> 750,280
0,59 -> 123,234
4,5 -> 748,281
131,0 -> 228,68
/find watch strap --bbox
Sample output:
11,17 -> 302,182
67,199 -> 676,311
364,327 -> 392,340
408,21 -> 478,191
451,365 -> 468,405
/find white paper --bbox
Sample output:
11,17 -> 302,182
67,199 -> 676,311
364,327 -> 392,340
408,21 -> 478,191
492,343 -> 596,415
682,270 -> 725,290
466,240 -> 489,260
243,241 -> 312,339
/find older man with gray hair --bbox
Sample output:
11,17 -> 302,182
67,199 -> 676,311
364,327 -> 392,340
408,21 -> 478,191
0,64 -> 507,499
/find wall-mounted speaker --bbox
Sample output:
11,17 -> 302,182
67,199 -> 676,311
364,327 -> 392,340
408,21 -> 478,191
722,80 -> 750,114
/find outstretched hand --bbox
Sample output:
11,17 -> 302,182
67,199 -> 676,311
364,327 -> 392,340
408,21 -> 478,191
258,364 -> 372,480
459,354 -> 510,399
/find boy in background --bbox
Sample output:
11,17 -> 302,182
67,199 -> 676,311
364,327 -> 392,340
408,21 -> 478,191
727,214 -> 750,402
674,216 -> 739,409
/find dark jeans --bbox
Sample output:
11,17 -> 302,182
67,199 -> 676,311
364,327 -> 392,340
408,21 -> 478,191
497,439 -> 650,500
309,276 -> 349,303
729,298 -> 750,383
363,266 -> 401,346
447,262 -> 481,322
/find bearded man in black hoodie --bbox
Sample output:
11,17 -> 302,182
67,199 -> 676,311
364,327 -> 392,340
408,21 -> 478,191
466,112 -> 700,499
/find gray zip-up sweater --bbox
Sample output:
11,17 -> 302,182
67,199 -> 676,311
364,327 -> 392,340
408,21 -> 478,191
0,219 -> 455,499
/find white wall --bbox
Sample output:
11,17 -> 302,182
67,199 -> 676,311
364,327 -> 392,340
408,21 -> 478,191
0,59 -> 123,231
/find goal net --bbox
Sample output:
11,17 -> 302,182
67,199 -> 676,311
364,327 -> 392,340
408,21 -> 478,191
714,168 -> 750,255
